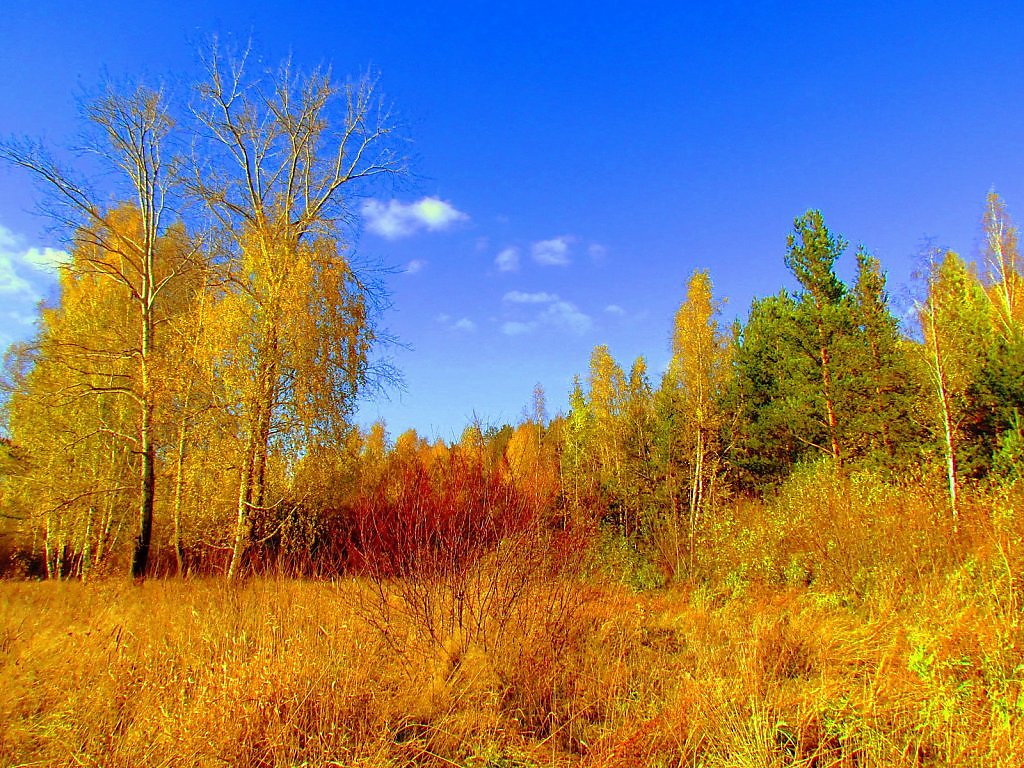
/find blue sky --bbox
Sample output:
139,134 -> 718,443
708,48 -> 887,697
2,1 -> 1023,440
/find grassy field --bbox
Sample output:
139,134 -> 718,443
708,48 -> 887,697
1,558 -> 1021,767
2,468 -> 1023,766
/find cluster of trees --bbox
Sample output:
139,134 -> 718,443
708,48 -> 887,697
0,56 -> 1021,582
0,47 -> 403,579
343,198 -> 1022,583
555,198 -> 1023,571
5,191 -> 1020,582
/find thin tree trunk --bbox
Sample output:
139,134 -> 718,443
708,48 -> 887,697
251,339 -> 278,528
688,428 -> 705,572
940,399 -> 959,525
934,358 -> 960,525
44,511 -> 55,580
131,314 -> 155,580
97,447 -> 118,568
819,342 -> 842,467
925,305 -> 960,525
81,506 -> 94,582
253,407 -> 271,512
228,422 -> 259,581
669,462 -> 680,577
172,407 -> 189,577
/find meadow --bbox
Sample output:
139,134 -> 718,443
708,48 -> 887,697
2,468 -> 1022,768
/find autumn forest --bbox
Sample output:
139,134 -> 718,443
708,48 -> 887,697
1,48 -> 1024,767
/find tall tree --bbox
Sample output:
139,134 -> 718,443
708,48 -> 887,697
587,344 -> 626,481
730,213 -> 909,485
1,211 -> 200,577
3,328 -> 135,579
916,250 -> 992,522
504,421 -> 559,516
849,248 -> 920,462
586,344 -> 628,526
784,210 -> 849,466
982,191 -> 1024,339
187,44 -> 404,578
620,357 -> 655,538
560,376 -> 595,513
731,290 -> 813,485
2,86 -> 203,577
159,274 -> 217,576
974,193 -> 1024,480
664,270 -> 731,563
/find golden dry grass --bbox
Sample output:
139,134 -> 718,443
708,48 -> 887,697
1,562 -> 1021,767
2,470 -> 1022,766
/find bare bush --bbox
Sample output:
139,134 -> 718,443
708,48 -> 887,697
351,449 -> 592,662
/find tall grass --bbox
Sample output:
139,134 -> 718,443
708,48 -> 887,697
1,470 -> 1022,766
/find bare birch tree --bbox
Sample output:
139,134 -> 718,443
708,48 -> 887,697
186,42 -> 404,579
1,85 -> 203,578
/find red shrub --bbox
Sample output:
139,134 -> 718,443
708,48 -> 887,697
352,449 -> 537,580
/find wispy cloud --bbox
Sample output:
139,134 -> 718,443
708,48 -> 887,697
362,196 -> 468,239
436,313 -> 477,333
404,259 -> 426,275
531,236 -> 573,267
503,290 -> 559,304
602,303 -> 649,325
23,246 -> 71,274
541,300 -> 592,334
588,243 -> 608,261
495,246 -> 519,273
0,224 -> 69,352
499,290 -> 592,336
3,309 -> 39,326
0,225 -> 68,298
0,251 -> 34,297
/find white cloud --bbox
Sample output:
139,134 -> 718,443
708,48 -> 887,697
23,246 -> 71,274
0,225 -> 67,299
0,225 -> 18,252
531,236 -> 573,266
415,197 -> 467,229
500,290 -> 591,336
437,314 -> 476,333
495,247 -> 519,273
3,309 -> 38,326
605,304 -> 626,316
503,290 -> 558,304
541,300 -> 592,334
588,243 -> 608,260
404,259 -> 426,275
0,251 -> 34,296
362,196 -> 468,239
0,224 -> 69,355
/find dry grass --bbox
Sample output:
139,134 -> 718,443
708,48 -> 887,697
1,472 -> 1022,766
1,567 -> 1021,767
